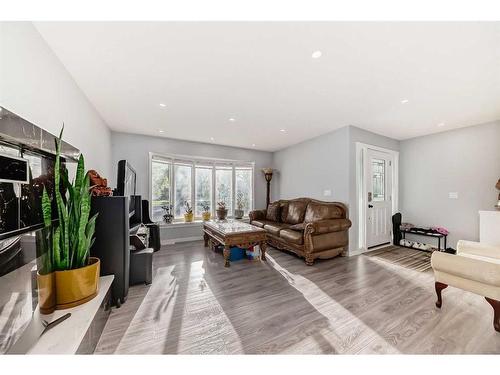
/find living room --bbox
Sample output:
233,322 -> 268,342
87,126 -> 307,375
1,1 -> 500,373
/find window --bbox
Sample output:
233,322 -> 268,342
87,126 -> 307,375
215,166 -> 233,214
151,160 -> 171,221
235,167 -> 253,215
195,166 -> 212,217
174,164 -> 192,218
150,153 -> 254,222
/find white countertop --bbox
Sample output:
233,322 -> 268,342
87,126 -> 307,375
8,275 -> 114,354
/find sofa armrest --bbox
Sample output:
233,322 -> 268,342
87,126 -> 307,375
431,251 -> 500,287
249,209 -> 267,222
457,240 -> 500,260
305,218 -> 352,235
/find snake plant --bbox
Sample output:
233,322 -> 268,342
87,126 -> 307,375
40,126 -> 98,271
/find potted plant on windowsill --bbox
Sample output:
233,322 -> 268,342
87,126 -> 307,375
216,201 -> 228,220
37,126 -> 100,313
184,201 -> 194,222
234,192 -> 246,219
201,202 -> 211,221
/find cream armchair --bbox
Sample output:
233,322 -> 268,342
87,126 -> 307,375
431,240 -> 500,332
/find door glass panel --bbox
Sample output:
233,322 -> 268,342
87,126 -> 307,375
372,158 -> 385,201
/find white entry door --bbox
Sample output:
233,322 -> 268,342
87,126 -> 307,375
365,149 -> 393,248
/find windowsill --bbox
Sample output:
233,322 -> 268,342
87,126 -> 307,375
158,217 -> 250,228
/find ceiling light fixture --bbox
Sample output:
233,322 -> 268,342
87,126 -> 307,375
210,137 -> 215,142
252,143 -> 256,147
437,122 -> 445,127
158,129 -> 165,133
229,118 -> 236,122
280,129 -> 286,132
159,103 -> 166,107
312,50 -> 322,59
400,99 -> 409,104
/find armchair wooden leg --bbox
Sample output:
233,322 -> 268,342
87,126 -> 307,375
435,282 -> 448,308
485,297 -> 500,332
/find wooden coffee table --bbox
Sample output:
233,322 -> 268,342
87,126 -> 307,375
203,219 -> 267,267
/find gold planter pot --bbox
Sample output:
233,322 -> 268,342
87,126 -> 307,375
37,271 -> 56,314
54,257 -> 100,310
184,212 -> 194,222
202,212 -> 211,221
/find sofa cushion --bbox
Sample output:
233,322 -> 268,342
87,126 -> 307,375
280,229 -> 304,245
289,223 -> 305,231
304,201 -> 344,222
285,201 -> 308,224
264,222 -> 290,236
266,202 -> 281,222
251,219 -> 274,228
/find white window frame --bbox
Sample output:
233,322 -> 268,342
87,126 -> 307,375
149,152 -> 255,222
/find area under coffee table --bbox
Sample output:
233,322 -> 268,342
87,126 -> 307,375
203,219 -> 267,267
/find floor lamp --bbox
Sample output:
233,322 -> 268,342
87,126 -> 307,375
262,168 -> 273,208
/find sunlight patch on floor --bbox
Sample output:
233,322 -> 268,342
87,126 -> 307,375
114,261 -> 243,354
266,254 -> 401,354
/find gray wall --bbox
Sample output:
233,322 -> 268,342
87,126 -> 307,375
272,125 -> 399,254
272,126 -> 350,203
111,131 -> 273,242
0,22 -> 112,177
400,120 -> 500,248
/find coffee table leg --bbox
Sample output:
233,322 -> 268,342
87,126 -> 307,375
260,241 -> 267,261
223,245 -> 231,267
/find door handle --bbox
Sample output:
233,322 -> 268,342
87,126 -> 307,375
368,204 -> 373,208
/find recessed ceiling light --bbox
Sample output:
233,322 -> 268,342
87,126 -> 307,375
437,122 -> 445,127
229,118 -> 236,122
159,103 -> 166,107
312,50 -> 322,59
252,143 -> 256,147
158,129 -> 164,133
400,99 -> 409,104
280,129 -> 286,132
210,137 -> 215,142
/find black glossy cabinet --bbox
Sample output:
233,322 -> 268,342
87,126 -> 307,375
90,196 -> 130,306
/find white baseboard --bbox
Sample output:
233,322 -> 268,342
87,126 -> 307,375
161,236 -> 204,245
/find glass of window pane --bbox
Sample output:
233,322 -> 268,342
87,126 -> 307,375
151,160 -> 171,221
195,166 -> 212,217
215,167 -> 233,215
372,159 -> 385,201
174,164 -> 192,218
235,168 -> 252,216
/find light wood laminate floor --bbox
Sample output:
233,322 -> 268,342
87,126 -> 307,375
94,241 -> 500,354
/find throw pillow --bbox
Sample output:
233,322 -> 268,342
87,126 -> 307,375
266,202 -> 281,221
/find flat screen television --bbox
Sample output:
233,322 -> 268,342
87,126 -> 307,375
115,160 -> 137,217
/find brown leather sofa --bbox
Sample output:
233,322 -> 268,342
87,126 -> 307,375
249,198 -> 351,265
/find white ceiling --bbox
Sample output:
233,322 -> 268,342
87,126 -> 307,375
35,22 -> 500,152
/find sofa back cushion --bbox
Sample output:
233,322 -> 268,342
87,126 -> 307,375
284,200 -> 308,224
266,202 -> 281,222
304,201 -> 345,223
280,201 -> 289,222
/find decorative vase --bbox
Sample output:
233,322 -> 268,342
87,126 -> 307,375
54,257 -> 100,310
202,212 -> 211,221
37,271 -> 56,314
234,209 -> 244,219
184,212 -> 194,222
216,208 -> 228,220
